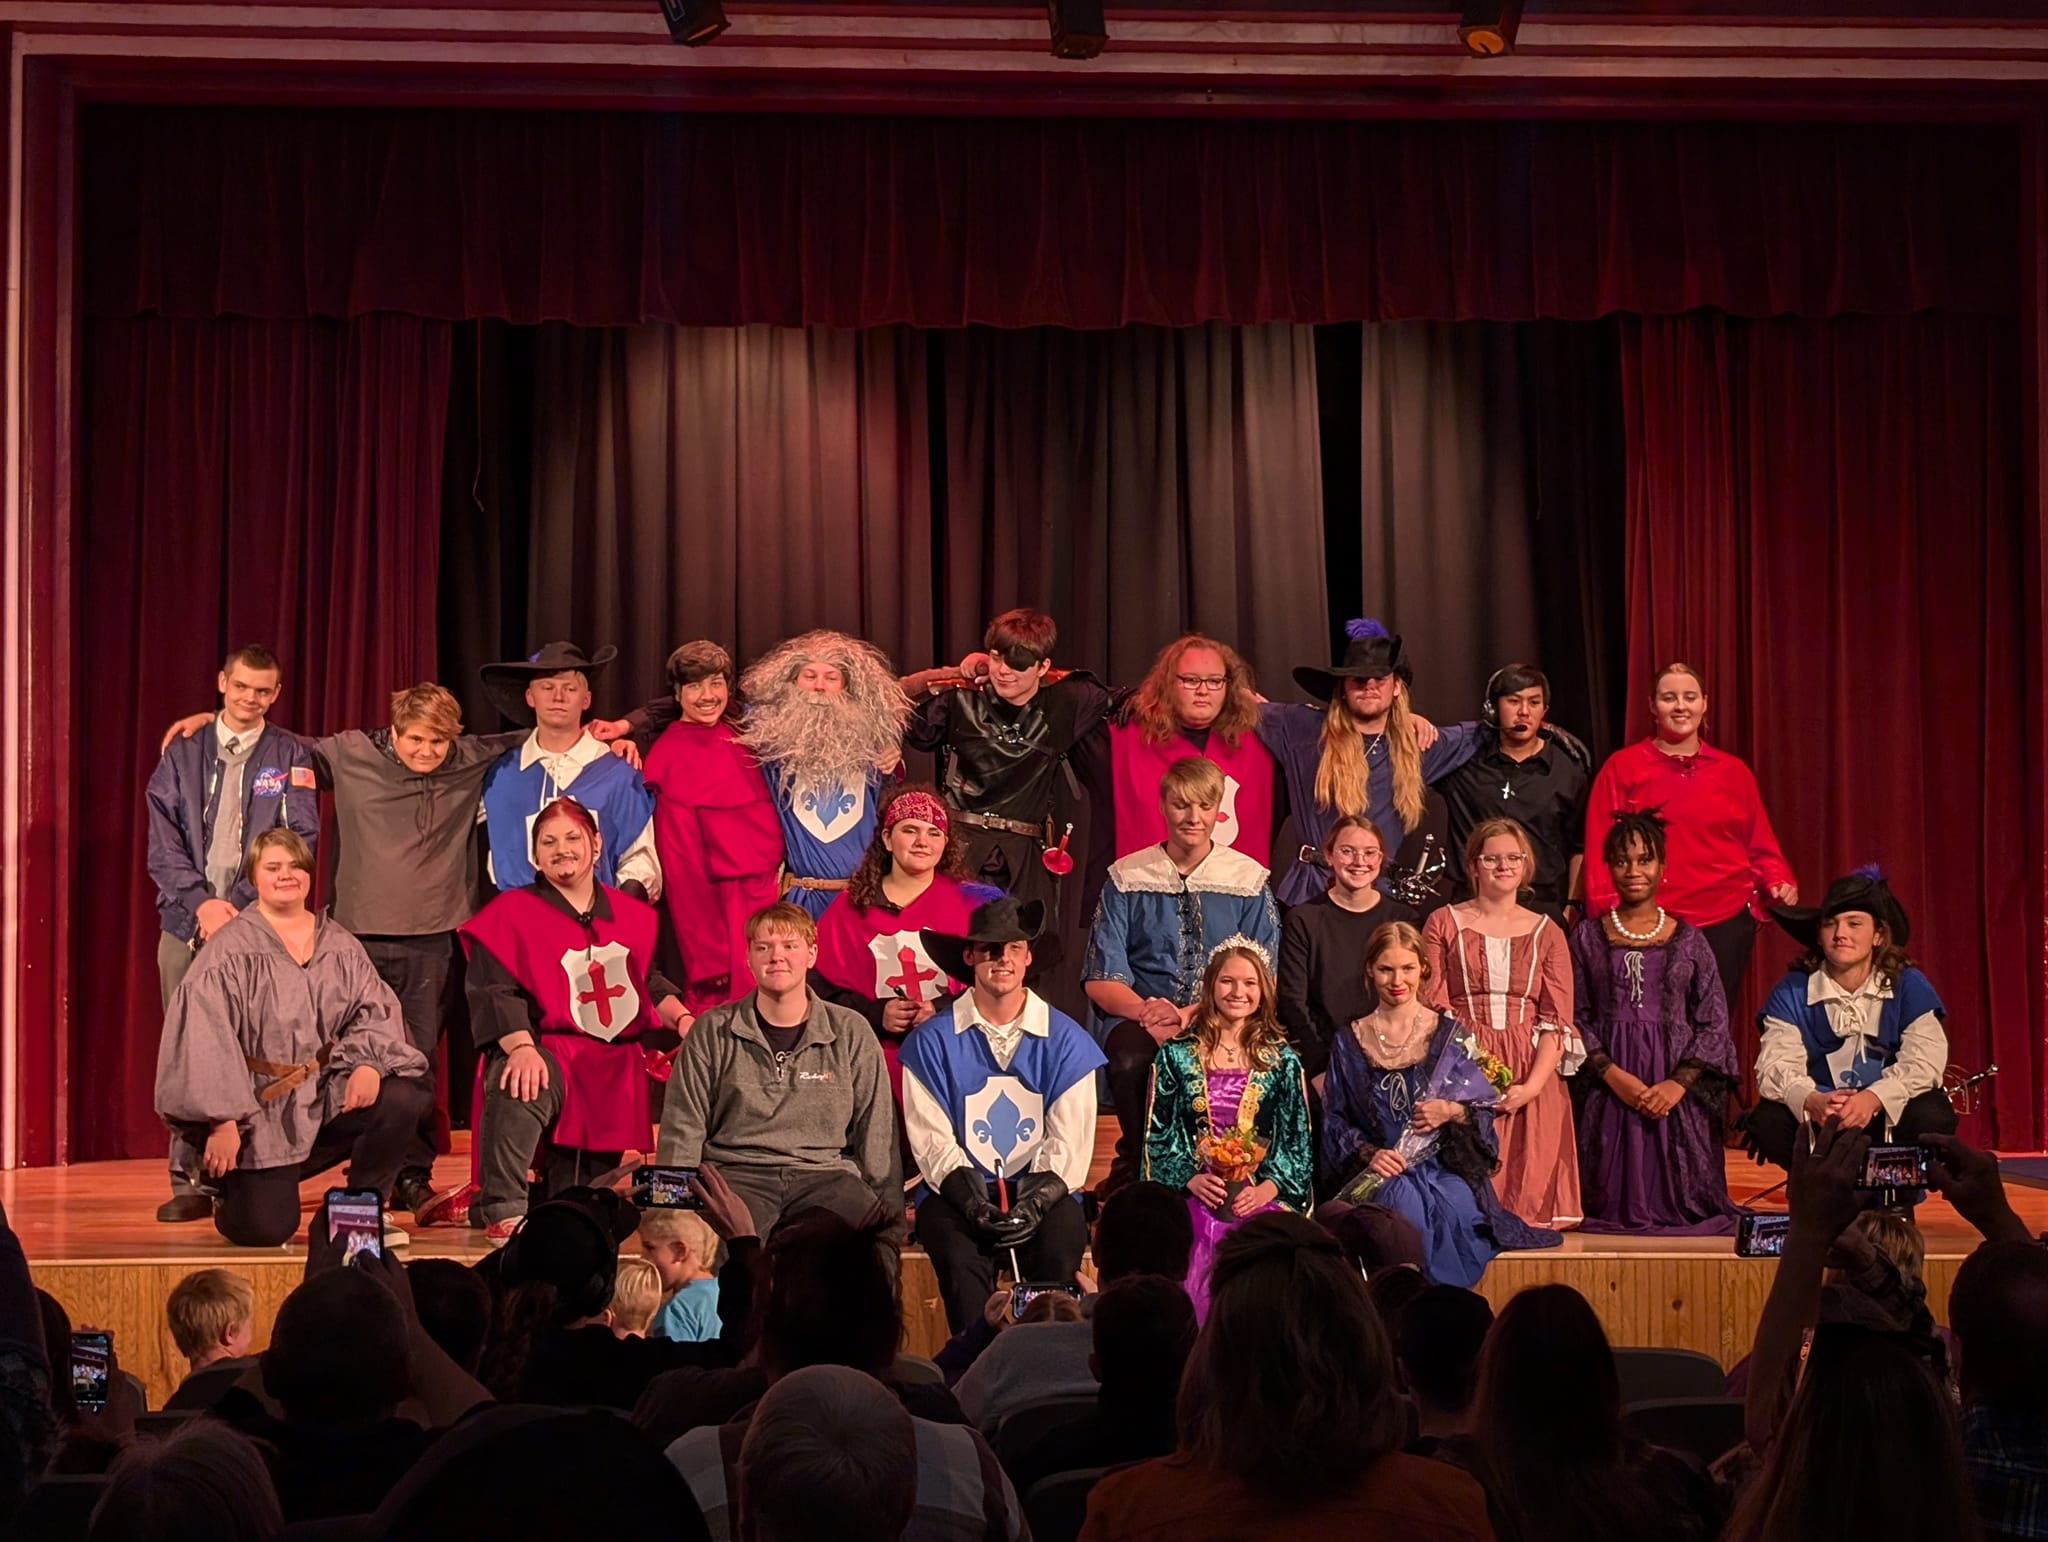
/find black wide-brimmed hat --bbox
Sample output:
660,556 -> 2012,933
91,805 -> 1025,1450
1292,619 -> 1414,702
921,896 -> 1046,986
1770,865 -> 1912,952
480,641 -> 618,725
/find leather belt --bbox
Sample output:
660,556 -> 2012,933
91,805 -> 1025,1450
784,875 -> 850,892
957,811 -> 1046,839
1297,845 -> 1328,867
246,1042 -> 333,1103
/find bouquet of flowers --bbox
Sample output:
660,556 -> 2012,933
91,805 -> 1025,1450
1195,1125 -> 1268,1220
1338,1030 -> 1511,1205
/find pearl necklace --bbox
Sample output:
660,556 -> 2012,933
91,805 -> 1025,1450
1609,906 -> 1667,943
1371,1008 -> 1431,1054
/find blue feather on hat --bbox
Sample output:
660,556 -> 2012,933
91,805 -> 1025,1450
1852,862 -> 1884,882
1345,618 -> 1389,641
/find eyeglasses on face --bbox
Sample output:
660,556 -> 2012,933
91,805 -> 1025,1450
1475,853 -> 1528,870
1176,675 -> 1228,692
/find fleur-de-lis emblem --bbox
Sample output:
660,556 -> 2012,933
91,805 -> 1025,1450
801,778 -> 858,825
971,1091 -> 1039,1157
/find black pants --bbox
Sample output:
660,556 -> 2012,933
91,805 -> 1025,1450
1099,1017 -> 1162,1194
1697,910 -> 1759,1020
359,931 -> 458,1193
916,1185 -> 1089,1334
213,1079 -> 433,1247
1743,1088 -> 1958,1172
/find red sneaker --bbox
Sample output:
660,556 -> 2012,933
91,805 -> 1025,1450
484,1215 -> 524,1249
412,1182 -> 476,1229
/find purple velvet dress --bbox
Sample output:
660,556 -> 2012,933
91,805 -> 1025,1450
1569,917 -> 1741,1236
1183,1069 -> 1281,1318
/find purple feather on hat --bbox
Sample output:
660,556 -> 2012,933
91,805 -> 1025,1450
1852,862 -> 1884,882
1345,618 -> 1389,641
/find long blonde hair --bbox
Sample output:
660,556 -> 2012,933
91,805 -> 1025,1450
1192,943 -> 1288,1073
1313,686 -> 1423,833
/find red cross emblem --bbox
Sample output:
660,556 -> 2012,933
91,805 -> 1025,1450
561,941 -> 641,1042
869,931 -> 943,1003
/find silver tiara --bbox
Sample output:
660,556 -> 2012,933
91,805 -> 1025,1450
1208,934 -> 1272,970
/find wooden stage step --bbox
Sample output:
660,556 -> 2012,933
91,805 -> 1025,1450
8,1128 -> 2043,1409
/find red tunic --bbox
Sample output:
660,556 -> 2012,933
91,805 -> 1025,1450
1582,738 -> 1794,924
459,885 -> 662,1150
1109,720 -> 1276,866
642,719 -> 785,1012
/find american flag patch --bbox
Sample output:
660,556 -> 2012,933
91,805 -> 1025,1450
290,766 -> 317,788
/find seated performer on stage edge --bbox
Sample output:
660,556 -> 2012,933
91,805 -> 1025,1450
1744,866 -> 1956,1170
658,902 -> 904,1252
457,796 -> 687,1244
1084,756 -> 1282,1194
902,608 -> 1113,970
637,641 -> 784,1013
154,829 -> 432,1248
901,897 -> 1105,1333
597,629 -> 907,920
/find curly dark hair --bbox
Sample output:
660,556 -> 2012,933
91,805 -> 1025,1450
843,783 -> 970,910
1601,808 -> 1668,867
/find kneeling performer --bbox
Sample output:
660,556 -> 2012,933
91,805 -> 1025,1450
463,796 -> 687,1243
154,829 -> 431,1248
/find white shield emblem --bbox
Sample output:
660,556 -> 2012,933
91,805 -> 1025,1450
962,1076 -> 1046,1172
1211,773 -> 1243,848
561,941 -> 641,1042
868,930 -> 947,1004
791,774 -> 867,846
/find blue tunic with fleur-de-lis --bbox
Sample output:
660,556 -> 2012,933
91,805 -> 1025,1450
770,763 -> 885,918
899,999 -> 1107,1184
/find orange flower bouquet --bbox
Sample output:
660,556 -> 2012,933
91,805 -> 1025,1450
1197,1128 -> 1268,1185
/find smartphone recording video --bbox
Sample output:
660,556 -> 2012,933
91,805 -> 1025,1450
1859,1143 -> 1935,1190
69,1331 -> 111,1412
634,1166 -> 704,1210
1010,1280 -> 1084,1317
1735,1213 -> 1792,1259
326,1187 -> 384,1264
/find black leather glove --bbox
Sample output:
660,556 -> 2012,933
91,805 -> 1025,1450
1001,1172 -> 1070,1245
940,1168 -> 1004,1236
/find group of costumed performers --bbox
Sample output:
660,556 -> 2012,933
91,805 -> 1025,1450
147,606 -> 1967,1275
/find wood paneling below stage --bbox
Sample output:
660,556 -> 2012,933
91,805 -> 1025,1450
8,1137 -> 2040,1408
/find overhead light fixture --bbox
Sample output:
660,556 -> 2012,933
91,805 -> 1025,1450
658,0 -> 729,46
1048,0 -> 1107,59
1458,0 -> 1520,57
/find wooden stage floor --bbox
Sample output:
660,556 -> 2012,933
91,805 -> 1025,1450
8,1132 -> 2045,1408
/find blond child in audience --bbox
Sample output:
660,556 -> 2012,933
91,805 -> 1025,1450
608,1257 -> 664,1339
163,1267 -> 256,1410
637,1209 -> 721,1343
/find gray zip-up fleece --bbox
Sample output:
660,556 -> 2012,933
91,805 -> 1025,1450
657,992 -> 898,1199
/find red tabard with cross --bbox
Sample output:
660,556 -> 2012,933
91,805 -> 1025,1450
813,874 -> 978,1006
459,884 -> 662,1150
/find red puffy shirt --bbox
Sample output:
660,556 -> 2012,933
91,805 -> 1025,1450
1583,738 -> 1793,924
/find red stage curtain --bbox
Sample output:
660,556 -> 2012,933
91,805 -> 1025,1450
80,109 -> 2016,328
76,315 -> 453,1160
1621,314 -> 2038,1147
